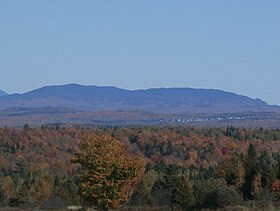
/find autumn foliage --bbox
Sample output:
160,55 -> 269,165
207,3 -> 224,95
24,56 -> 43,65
72,135 -> 145,210
271,179 -> 280,199
1,126 -> 280,209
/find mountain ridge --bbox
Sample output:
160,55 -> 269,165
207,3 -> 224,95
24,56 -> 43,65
0,90 -> 7,97
0,84 -> 278,114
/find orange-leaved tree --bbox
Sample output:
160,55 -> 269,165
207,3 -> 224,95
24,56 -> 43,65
72,135 -> 145,210
271,179 -> 280,199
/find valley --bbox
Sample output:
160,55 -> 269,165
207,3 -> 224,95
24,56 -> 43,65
0,84 -> 279,128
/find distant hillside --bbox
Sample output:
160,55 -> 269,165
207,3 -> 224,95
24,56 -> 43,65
0,84 -> 278,114
0,90 -> 7,97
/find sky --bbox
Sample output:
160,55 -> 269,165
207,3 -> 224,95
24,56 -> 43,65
0,1 -> 280,105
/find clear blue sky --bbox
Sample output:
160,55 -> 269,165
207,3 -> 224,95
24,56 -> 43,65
0,1 -> 279,105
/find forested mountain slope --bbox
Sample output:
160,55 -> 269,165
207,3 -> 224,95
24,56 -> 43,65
0,84 -> 278,113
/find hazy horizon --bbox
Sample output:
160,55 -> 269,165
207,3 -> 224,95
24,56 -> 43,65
1,1 -> 279,105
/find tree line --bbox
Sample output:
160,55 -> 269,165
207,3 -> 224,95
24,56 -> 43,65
1,126 -> 280,209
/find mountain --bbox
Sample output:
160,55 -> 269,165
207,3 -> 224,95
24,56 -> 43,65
0,90 -> 7,97
0,84 -> 278,113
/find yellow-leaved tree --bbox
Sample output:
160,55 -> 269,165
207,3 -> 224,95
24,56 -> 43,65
72,135 -> 145,210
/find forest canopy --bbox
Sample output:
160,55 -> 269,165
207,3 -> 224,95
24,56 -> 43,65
0,126 -> 280,209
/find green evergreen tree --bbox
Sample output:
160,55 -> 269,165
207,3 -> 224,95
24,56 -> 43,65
243,144 -> 259,199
